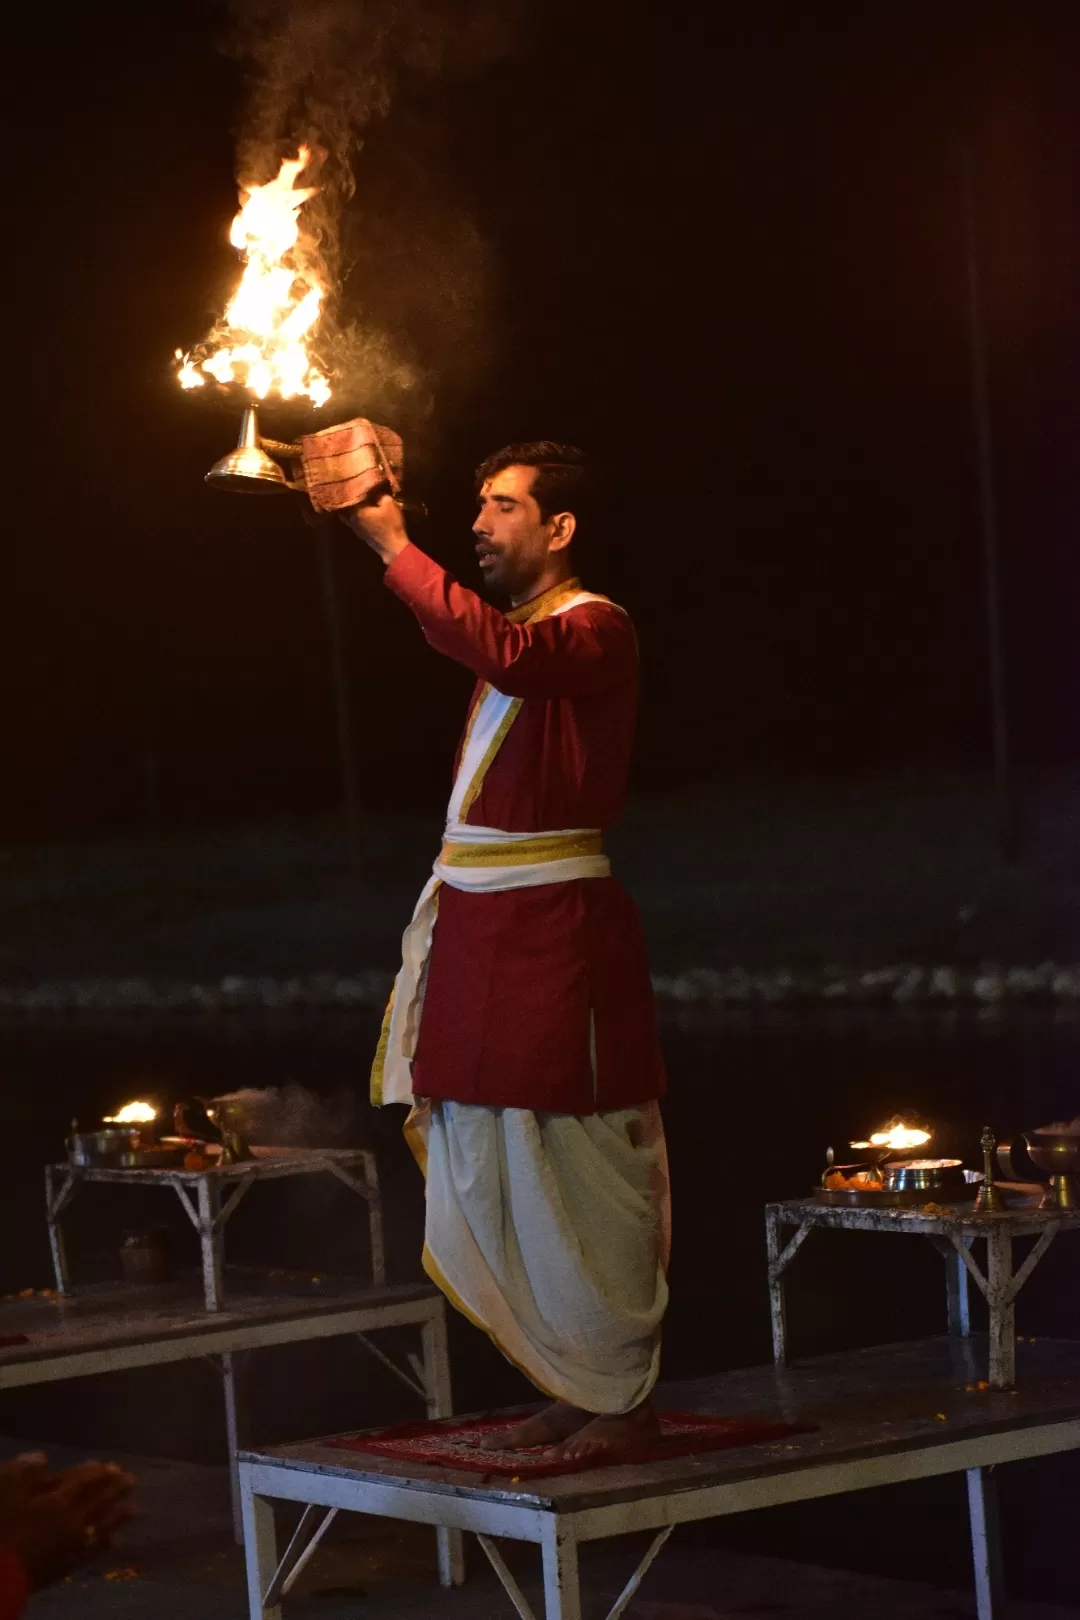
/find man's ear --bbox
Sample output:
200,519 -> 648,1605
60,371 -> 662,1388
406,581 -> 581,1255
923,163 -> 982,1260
548,511 -> 577,553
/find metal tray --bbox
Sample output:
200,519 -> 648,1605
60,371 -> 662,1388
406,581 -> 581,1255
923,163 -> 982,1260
68,1143 -> 188,1170
814,1183 -> 978,1208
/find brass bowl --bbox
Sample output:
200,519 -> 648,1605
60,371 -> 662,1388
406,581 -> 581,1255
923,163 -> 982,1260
884,1159 -> 968,1196
1024,1132 -> 1080,1174
1024,1132 -> 1080,1209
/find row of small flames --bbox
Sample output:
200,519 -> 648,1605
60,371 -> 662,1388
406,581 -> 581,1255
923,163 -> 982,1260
96,1102 -> 930,1154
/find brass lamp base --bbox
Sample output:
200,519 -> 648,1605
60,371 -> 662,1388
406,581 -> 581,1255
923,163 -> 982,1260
974,1179 -> 1006,1214
1039,1174 -> 1080,1211
205,405 -> 294,494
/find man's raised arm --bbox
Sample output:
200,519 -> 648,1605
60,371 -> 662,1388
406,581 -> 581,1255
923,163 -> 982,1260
342,502 -> 635,699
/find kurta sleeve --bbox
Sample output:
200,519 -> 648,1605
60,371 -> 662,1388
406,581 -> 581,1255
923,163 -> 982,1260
0,1546 -> 28,1619
383,544 -> 636,698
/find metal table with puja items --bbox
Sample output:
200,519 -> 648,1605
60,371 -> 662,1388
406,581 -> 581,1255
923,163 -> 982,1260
765,1194 -> 1080,1388
45,1145 -> 385,1312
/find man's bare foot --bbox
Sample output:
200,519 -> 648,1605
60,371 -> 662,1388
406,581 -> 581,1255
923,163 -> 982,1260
553,1399 -> 662,1465
478,1401 -> 591,1452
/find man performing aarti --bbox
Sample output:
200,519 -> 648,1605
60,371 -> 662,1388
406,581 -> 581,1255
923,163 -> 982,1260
345,442 -> 670,1464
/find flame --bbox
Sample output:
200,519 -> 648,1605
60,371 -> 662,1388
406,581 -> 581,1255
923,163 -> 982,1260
850,1122 -> 932,1153
104,1102 -> 158,1125
175,349 -> 204,390
175,146 -> 331,407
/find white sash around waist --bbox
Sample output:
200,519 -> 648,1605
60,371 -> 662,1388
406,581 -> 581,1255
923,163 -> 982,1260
372,823 -> 609,1105
435,822 -> 611,891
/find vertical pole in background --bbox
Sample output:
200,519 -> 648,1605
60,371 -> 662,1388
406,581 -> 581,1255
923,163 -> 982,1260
142,656 -> 161,832
962,146 -> 1021,862
140,538 -> 162,832
316,525 -> 364,873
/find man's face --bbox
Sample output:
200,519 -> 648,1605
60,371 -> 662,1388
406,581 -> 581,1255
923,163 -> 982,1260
473,465 -> 566,599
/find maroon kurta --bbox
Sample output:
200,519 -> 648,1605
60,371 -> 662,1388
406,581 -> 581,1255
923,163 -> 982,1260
384,543 -> 666,1113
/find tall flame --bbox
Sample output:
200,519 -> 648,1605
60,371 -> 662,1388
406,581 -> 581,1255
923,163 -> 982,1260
176,146 -> 331,408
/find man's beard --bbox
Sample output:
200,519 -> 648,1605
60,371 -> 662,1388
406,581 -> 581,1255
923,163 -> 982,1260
481,555 -> 545,602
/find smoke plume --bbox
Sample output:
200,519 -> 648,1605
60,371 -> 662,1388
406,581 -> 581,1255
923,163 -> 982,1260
215,1083 -> 358,1147
222,0 -> 520,418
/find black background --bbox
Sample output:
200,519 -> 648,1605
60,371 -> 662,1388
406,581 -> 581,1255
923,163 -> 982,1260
7,1 -> 1080,836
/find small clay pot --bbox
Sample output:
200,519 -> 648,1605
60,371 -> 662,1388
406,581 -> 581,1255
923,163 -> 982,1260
120,1231 -> 174,1286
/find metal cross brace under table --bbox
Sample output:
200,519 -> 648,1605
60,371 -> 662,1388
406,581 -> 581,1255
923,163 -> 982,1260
766,1196 -> 1080,1389
238,1336 -> 1080,1620
0,1272 -> 461,1575
46,1145 -> 385,1311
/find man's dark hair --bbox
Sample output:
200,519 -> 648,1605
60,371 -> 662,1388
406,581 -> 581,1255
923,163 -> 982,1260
475,441 -> 593,533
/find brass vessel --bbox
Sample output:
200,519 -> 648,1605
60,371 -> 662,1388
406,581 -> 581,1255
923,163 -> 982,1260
1024,1131 -> 1080,1211
205,1098 -> 254,1166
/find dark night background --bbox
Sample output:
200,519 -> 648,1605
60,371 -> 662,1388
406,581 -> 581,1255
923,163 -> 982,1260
8,1 -> 1080,841
8,9 -> 1080,1609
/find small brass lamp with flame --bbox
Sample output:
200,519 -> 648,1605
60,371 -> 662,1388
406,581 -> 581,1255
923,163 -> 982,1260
203,404 -> 413,518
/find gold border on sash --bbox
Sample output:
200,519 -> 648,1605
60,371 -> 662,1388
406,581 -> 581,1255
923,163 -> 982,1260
441,830 -> 604,867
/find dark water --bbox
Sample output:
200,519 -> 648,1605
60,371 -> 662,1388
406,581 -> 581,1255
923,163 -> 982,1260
2,1007 -> 1080,1604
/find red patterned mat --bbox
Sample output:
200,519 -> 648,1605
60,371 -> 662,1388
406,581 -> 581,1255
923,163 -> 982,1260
323,1411 -> 817,1479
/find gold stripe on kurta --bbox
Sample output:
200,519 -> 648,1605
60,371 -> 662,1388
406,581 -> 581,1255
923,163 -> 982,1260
455,698 -> 523,821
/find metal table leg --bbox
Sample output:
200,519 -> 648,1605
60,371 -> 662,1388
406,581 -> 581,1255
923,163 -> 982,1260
478,1536 -> 538,1619
324,1153 -> 386,1285
240,1470 -> 282,1620
765,1207 -> 788,1365
947,1238 -> 971,1336
985,1227 -> 1016,1389
540,1520 -> 582,1620
943,1223 -> 1063,1387
765,1210 -> 812,1367
967,1465 -> 1005,1619
196,1176 -> 225,1311
930,1234 -> 971,1337
602,1526 -> 674,1620
175,1175 -> 254,1312
421,1300 -> 464,1587
421,1300 -> 453,1421
367,1170 -> 386,1285
220,1350 -> 251,1543
263,1505 -> 338,1606
44,1166 -> 80,1295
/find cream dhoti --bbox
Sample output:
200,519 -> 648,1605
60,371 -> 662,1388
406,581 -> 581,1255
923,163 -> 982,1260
415,1099 -> 670,1413
371,583 -> 670,1413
